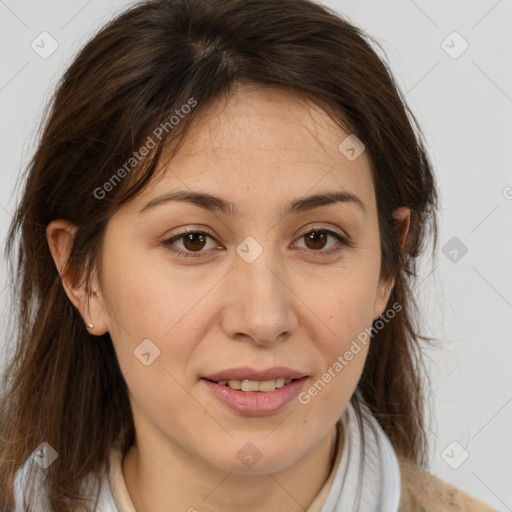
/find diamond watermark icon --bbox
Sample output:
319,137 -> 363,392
441,31 -> 469,59
236,236 -> 263,264
442,236 -> 468,263
441,441 -> 469,469
237,441 -> 263,468
134,338 -> 161,366
32,442 -> 58,469
31,31 -> 59,59
338,134 -> 365,161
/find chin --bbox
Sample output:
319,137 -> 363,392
205,440 -> 302,475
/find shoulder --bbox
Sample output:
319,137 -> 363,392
397,456 -> 498,512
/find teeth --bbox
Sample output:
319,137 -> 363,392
227,379 -> 242,390
242,380 -> 260,392
257,380 -> 276,392
216,377 -> 296,392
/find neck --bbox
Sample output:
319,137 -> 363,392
123,423 -> 341,512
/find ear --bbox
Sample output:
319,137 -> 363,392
393,206 -> 411,252
372,206 -> 411,320
46,219 -> 109,336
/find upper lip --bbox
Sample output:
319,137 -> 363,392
202,366 -> 308,382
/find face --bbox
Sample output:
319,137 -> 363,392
63,86 -> 397,474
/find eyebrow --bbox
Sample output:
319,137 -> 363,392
139,190 -> 367,217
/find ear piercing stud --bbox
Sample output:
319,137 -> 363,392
86,323 -> 94,329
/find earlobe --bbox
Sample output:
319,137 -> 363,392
46,219 -> 109,335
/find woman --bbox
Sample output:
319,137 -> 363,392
0,0 -> 497,510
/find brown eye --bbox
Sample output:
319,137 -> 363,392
163,230 -> 218,258
182,232 -> 208,252
294,228 -> 348,256
303,230 -> 329,250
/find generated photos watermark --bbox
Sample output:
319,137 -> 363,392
298,301 -> 402,405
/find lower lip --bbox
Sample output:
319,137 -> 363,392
201,377 -> 309,416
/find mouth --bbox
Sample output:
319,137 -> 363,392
200,375 -> 309,416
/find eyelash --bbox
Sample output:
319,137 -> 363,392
162,227 -> 350,259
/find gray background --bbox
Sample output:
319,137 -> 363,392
1,0 -> 511,509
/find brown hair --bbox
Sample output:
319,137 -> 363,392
1,0 -> 438,510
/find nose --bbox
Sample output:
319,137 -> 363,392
220,242 -> 298,346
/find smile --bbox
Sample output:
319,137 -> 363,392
205,377 -> 296,392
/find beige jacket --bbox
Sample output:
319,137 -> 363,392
397,457 -> 498,511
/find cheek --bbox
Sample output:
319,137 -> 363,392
300,256 -> 380,407
313,260 -> 381,349
101,234 -> 183,331
299,283 -> 374,425
100,246 -> 214,438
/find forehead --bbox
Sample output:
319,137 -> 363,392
130,86 -> 376,216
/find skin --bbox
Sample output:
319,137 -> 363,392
47,85 -> 409,512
